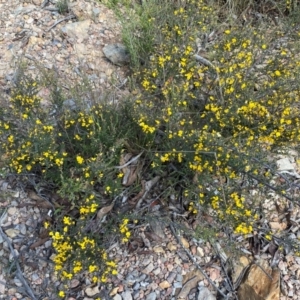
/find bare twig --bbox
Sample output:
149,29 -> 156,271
169,224 -> 228,299
115,151 -> 144,170
211,242 -> 238,299
194,54 -> 224,104
46,15 -> 76,32
136,176 -> 160,209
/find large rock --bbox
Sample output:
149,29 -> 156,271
103,43 -> 130,66
61,19 -> 91,40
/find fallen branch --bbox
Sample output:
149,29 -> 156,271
46,15 -> 76,32
136,176 -> 160,209
115,151 -> 144,170
169,224 -> 228,299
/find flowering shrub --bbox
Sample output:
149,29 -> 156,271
1,0 -> 300,297
125,0 -> 300,237
0,73 -> 150,296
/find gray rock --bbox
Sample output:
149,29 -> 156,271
173,281 -> 182,289
176,274 -> 183,282
16,224 -> 26,235
61,20 -> 91,40
133,291 -> 140,300
133,282 -> 140,290
142,262 -> 154,275
125,273 -> 137,286
31,273 -> 39,281
167,271 -> 177,284
92,7 -> 101,18
103,43 -> 130,66
113,294 -> 122,300
14,5 -> 36,15
137,274 -> 147,282
122,291 -> 133,300
13,278 -> 22,287
63,99 -> 77,111
153,268 -> 161,275
197,286 -> 216,300
140,281 -> 148,287
149,218 -> 166,239
146,292 -> 157,300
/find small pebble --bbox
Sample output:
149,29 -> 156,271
146,292 -> 157,300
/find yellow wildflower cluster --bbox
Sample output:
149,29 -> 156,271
119,218 -> 131,243
129,0 -> 300,239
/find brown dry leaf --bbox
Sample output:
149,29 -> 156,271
30,237 -> 50,249
238,284 -> 265,300
70,279 -> 80,288
266,268 -> 280,300
85,285 -> 100,297
208,267 -> 221,282
269,221 -> 287,231
178,269 -> 204,299
119,152 -> 140,186
232,256 -> 251,289
268,239 -> 278,257
238,259 -> 279,300
144,231 -> 163,243
27,190 -> 44,201
180,237 -> 189,249
153,246 -> 165,253
96,202 -> 114,220
123,168 -> 138,186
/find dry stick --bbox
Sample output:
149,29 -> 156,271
247,173 -> 297,204
169,224 -> 228,299
194,54 -> 224,104
46,15 -> 76,32
211,242 -> 239,300
0,226 -> 38,300
115,151 -> 144,170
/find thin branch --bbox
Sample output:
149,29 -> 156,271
46,15 -> 76,32
194,54 -> 224,104
169,224 -> 228,299
247,173 -> 298,205
114,151 -> 144,169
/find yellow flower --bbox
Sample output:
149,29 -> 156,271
112,269 -> 118,275
274,70 -> 281,76
76,155 -> 84,164
63,216 -> 73,225
44,221 -> 49,229
89,265 -> 98,272
8,135 -> 14,143
58,291 -> 65,298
